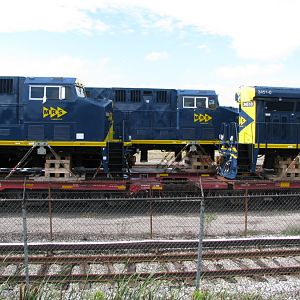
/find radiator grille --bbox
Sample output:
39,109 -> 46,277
0,79 -> 13,94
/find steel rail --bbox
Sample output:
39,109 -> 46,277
0,237 -> 299,252
1,266 -> 300,284
1,248 -> 300,264
2,191 -> 300,202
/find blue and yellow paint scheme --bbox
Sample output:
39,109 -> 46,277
86,86 -> 238,161
0,76 -> 112,146
220,85 -> 300,178
0,76 -> 113,169
237,85 -> 300,148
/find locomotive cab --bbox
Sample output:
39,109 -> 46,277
177,90 -> 219,142
22,77 -> 112,143
0,76 -> 113,173
220,85 -> 300,179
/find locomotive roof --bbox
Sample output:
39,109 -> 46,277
177,89 -> 217,96
110,87 -> 176,91
24,77 -> 77,85
244,86 -> 300,98
96,87 -> 217,96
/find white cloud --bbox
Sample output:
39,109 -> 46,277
2,0 -> 300,60
214,63 -> 285,105
145,51 -> 169,61
215,64 -> 283,81
126,0 -> 300,60
0,0 -> 109,33
197,44 -> 210,52
0,54 -> 123,86
153,18 -> 177,31
214,84 -> 238,107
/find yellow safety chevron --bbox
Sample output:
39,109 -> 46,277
239,116 -> 246,126
194,113 -> 212,123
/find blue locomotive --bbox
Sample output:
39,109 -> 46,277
86,86 -> 238,168
219,85 -> 300,179
0,76 -> 112,171
0,76 -> 239,176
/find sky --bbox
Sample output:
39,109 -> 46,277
1,0 -> 300,106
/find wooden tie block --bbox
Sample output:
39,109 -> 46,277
183,154 -> 215,173
274,156 -> 300,180
44,154 -> 73,179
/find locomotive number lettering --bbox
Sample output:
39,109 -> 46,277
257,89 -> 272,95
242,101 -> 254,107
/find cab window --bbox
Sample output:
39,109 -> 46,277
183,97 -> 194,108
208,99 -> 217,109
46,87 -> 60,100
30,87 -> 44,99
65,87 -> 71,99
183,96 -> 208,108
75,85 -> 86,98
196,97 -> 207,108
29,85 -> 70,100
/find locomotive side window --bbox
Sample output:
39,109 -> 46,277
183,97 -> 194,108
30,86 -> 44,99
65,87 -> 71,100
75,85 -> 86,98
208,99 -> 217,109
29,85 -> 69,101
196,97 -> 207,108
183,96 -> 208,108
46,87 -> 60,100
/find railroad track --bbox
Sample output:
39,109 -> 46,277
1,238 -> 300,284
1,237 -> 299,251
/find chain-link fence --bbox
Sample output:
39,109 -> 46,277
1,185 -> 300,296
2,188 -> 298,243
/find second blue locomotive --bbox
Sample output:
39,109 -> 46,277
86,86 -> 237,170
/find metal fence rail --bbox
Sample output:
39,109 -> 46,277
1,190 -> 299,243
0,185 -> 300,294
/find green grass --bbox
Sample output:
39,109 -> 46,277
193,290 -> 263,300
10,279 -> 266,300
281,225 -> 300,236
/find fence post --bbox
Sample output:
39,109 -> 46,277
195,200 -> 205,291
244,189 -> 249,236
22,178 -> 29,287
195,177 -> 205,291
48,186 -> 53,241
149,196 -> 153,239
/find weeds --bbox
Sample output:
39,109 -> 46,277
281,225 -> 300,236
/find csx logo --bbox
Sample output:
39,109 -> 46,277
43,107 -> 68,119
194,113 -> 212,123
